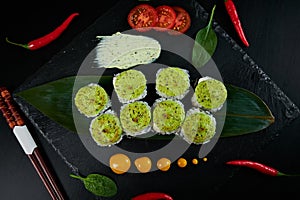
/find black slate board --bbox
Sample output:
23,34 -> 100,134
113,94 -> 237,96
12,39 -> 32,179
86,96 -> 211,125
12,0 -> 300,199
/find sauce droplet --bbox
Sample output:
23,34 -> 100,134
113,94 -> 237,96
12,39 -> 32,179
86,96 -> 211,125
109,153 -> 131,174
157,157 -> 171,171
134,156 -> 152,173
177,157 -> 187,168
192,158 -> 198,165
203,157 -> 208,162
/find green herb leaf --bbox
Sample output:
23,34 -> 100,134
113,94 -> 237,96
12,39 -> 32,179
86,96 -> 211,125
15,76 -> 274,137
192,5 -> 218,69
70,173 -> 117,197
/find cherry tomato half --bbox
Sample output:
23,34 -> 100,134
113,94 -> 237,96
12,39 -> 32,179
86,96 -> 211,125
169,6 -> 191,35
154,5 -> 177,31
127,4 -> 158,31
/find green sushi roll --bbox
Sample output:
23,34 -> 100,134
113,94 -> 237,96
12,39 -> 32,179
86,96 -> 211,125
180,108 -> 216,144
113,69 -> 147,103
152,98 -> 185,134
155,67 -> 190,99
74,83 -> 110,117
192,76 -> 227,112
120,101 -> 151,136
89,110 -> 123,146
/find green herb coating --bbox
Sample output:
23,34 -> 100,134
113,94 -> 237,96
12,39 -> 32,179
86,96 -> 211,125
153,99 -> 185,134
89,112 -> 123,146
193,77 -> 227,111
156,67 -> 190,99
181,108 -> 216,144
74,83 -> 110,117
120,101 -> 151,136
113,69 -> 147,103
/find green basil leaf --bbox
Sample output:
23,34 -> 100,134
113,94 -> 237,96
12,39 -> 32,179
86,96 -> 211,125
15,76 -> 274,138
192,5 -> 218,69
70,173 -> 117,197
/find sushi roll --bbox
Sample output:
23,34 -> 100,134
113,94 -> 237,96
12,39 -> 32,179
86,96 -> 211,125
180,108 -> 216,144
192,76 -> 227,112
120,101 -> 151,136
74,83 -> 110,117
155,67 -> 190,99
113,69 -> 147,103
89,110 -> 123,147
152,98 -> 185,134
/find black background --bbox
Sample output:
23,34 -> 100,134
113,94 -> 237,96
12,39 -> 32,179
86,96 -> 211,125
1,0 -> 300,199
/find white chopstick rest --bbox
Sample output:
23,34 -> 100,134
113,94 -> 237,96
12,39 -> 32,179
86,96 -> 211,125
13,125 -> 37,155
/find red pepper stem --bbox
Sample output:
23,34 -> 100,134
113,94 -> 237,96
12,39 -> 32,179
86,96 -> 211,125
226,160 -> 300,176
277,172 -> 287,176
277,172 -> 300,177
5,37 -> 29,49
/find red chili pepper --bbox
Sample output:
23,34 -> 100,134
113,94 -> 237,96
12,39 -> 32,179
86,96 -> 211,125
226,160 -> 300,176
131,192 -> 173,200
6,12 -> 79,50
224,0 -> 249,47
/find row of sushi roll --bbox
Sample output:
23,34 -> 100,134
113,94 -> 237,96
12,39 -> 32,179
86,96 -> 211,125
74,67 -> 227,147
112,67 -> 191,103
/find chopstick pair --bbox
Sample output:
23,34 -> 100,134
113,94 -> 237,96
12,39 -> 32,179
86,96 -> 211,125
0,87 -> 65,200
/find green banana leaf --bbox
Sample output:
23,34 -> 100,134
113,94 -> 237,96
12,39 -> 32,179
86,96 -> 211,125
221,85 -> 275,137
15,76 -> 275,138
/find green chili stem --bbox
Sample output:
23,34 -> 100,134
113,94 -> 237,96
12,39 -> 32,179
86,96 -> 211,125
277,172 -> 300,176
5,37 -> 29,49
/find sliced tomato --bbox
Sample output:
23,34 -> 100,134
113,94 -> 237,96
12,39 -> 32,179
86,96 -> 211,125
169,6 -> 191,35
127,4 -> 158,31
154,5 -> 177,31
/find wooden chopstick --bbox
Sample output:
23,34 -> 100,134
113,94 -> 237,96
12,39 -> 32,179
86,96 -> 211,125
0,87 -> 65,200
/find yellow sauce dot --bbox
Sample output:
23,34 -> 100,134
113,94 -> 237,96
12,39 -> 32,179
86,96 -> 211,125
157,157 -> 171,171
192,158 -> 198,165
177,157 -> 187,168
134,157 -> 152,173
203,157 -> 208,162
109,153 -> 131,174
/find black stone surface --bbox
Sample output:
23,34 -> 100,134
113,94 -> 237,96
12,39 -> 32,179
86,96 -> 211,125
1,0 -> 300,199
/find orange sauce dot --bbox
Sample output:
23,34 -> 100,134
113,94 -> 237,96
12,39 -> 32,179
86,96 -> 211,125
157,157 -> 171,171
177,157 -> 187,168
192,158 -> 198,165
203,157 -> 208,162
109,153 -> 131,174
134,156 -> 152,173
